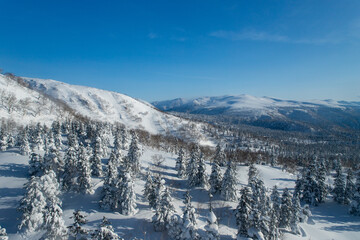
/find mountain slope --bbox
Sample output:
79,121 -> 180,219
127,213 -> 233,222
0,74 -> 76,125
22,77 -> 209,141
153,95 -> 360,132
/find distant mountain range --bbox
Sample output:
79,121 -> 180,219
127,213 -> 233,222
153,95 -> 360,132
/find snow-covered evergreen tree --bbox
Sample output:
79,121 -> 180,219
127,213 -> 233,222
119,173 -> 137,215
196,152 -> 208,188
279,188 -> 293,229
349,171 -> 360,216
18,176 -> 47,232
316,158 -> 328,203
270,185 -> 281,223
248,164 -> 259,189
68,210 -> 89,240
152,186 -> 175,231
0,225 -> 8,240
187,145 -> 200,187
43,144 -> 63,175
235,187 -> 252,238
43,199 -> 68,240
168,214 -> 182,240
92,217 -> 122,240
268,208 -> 280,240
29,153 -> 45,177
209,160 -> 222,194
180,191 -> 198,240
0,128 -> 8,151
19,129 -> 31,155
77,144 -> 93,194
125,131 -> 141,175
204,202 -> 219,240
290,194 -> 301,235
221,160 -> 237,201
176,148 -> 186,178
62,145 -> 79,191
345,169 -> 355,205
90,134 -> 103,177
333,165 -> 346,204
100,151 -> 120,210
213,144 -> 226,167
143,170 -> 156,208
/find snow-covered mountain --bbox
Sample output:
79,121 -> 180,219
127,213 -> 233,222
153,95 -> 360,132
0,74 -> 210,143
0,74 -> 76,125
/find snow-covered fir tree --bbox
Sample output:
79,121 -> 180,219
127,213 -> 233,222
152,185 -> 175,231
0,128 -> 8,151
204,201 -> 219,240
125,131 -> 141,175
168,214 -> 182,240
270,185 -> 281,223
28,153 -> 45,177
143,170 -> 157,208
213,144 -> 226,167
176,147 -> 186,178
77,144 -> 93,194
30,123 -> 44,151
221,160 -> 237,201
196,152 -> 208,188
333,164 -> 346,204
290,194 -> 301,235
344,169 -> 355,205
349,171 -> 360,216
235,187 -> 252,238
279,188 -> 293,229
90,134 -> 103,177
68,210 -> 89,240
316,158 -> 328,203
43,144 -> 63,175
248,164 -> 259,189
209,159 -> 222,194
301,161 -> 321,206
119,173 -> 137,215
62,144 -> 79,191
187,145 -> 201,187
18,176 -> 47,232
268,207 -> 280,240
100,151 -> 120,210
19,129 -> 31,155
43,198 -> 68,240
92,217 -> 122,240
180,191 -> 198,240
0,225 -> 8,240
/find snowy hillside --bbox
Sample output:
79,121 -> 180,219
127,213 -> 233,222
1,147 -> 359,240
0,74 -> 75,125
22,77 -> 208,137
153,95 -> 360,131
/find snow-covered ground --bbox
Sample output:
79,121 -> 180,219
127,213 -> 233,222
1,147 -> 359,239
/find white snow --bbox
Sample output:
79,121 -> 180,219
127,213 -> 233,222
1,147 -> 359,239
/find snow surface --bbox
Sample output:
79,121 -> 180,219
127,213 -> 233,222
153,95 -> 360,117
0,74 -> 73,125
1,147 -> 359,239
22,77 -> 207,136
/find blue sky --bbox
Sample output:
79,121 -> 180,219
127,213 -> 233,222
0,0 -> 360,101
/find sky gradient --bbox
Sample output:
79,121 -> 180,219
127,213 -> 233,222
0,0 -> 360,102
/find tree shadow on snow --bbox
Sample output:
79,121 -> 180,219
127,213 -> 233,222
0,163 -> 28,178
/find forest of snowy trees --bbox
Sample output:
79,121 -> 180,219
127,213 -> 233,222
0,116 -> 359,239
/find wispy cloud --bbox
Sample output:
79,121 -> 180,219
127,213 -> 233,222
210,30 -> 289,42
210,29 -> 341,44
148,32 -> 158,39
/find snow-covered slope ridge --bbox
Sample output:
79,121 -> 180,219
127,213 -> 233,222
0,74 -> 74,124
153,95 -> 360,115
22,77 -> 206,136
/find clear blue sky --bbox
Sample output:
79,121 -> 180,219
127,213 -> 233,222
1,0 -> 360,102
